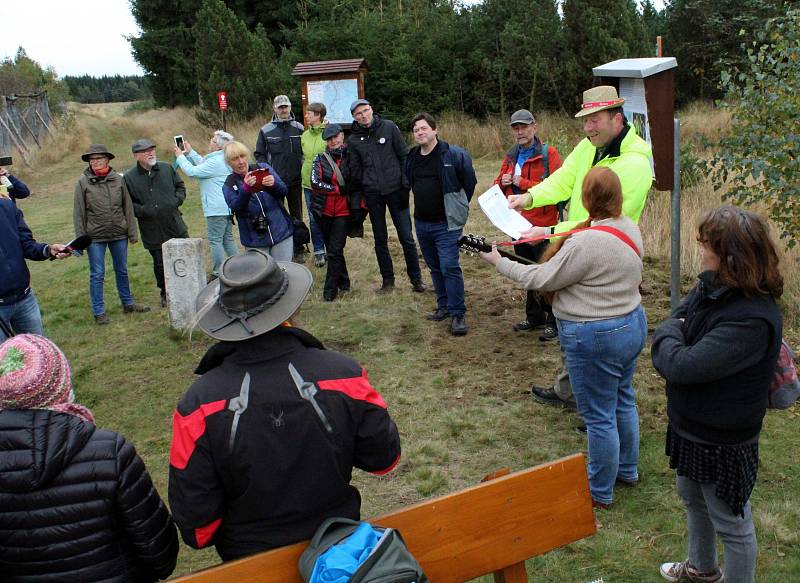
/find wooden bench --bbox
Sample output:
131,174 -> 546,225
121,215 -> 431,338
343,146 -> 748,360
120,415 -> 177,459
172,453 -> 596,582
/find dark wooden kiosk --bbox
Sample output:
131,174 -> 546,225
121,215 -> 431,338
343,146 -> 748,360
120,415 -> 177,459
291,59 -> 369,128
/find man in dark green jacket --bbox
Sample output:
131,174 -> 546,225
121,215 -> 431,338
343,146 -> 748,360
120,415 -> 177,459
124,139 -> 189,306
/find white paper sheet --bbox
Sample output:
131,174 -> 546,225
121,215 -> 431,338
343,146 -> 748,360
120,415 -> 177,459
477,184 -> 532,240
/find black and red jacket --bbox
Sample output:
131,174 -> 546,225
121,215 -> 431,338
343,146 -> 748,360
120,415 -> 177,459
168,326 -> 401,561
310,146 -> 361,218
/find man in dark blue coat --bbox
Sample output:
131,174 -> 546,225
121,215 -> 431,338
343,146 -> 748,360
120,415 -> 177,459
0,198 -> 69,340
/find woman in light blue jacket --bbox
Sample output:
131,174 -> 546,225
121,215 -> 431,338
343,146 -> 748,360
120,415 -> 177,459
174,131 -> 239,278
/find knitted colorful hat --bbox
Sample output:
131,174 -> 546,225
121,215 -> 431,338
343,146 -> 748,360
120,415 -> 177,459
0,334 -> 94,424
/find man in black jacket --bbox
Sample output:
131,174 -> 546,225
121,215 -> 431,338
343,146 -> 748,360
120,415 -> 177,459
347,99 -> 426,293
124,138 -> 189,306
169,250 -> 401,561
255,95 -> 305,258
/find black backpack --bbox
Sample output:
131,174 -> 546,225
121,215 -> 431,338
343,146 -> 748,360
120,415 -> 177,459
299,517 -> 428,583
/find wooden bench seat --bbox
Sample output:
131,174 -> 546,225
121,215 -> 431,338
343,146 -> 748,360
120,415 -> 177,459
172,453 -> 596,582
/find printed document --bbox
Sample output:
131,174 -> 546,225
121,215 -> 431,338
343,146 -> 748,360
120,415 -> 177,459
477,184 -> 532,240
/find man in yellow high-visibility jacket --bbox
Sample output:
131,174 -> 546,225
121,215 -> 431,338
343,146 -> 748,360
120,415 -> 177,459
509,85 -> 653,409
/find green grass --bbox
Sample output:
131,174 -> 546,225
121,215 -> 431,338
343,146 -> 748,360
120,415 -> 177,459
11,104 -> 800,581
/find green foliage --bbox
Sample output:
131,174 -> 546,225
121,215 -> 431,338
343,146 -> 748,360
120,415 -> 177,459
0,47 -> 70,111
710,9 -> 800,246
192,0 -> 279,122
665,0 -> 786,105
62,75 -> 149,103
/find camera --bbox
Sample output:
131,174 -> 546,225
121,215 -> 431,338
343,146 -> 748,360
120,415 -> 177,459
252,213 -> 269,235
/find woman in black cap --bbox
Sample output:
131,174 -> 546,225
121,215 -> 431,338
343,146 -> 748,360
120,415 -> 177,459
73,144 -> 149,325
310,124 -> 362,301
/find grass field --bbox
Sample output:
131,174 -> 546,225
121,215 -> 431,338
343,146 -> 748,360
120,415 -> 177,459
11,102 -> 799,581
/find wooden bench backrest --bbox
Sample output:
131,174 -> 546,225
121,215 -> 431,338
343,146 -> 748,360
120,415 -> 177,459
172,453 -> 595,582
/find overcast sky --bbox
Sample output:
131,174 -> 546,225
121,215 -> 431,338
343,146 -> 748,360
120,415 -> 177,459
1,0 -> 666,78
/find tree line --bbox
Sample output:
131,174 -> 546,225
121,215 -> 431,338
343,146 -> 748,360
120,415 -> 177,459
62,75 -> 150,104
128,0 -> 788,125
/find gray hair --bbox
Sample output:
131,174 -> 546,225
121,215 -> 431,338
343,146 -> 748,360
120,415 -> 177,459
213,130 -> 234,148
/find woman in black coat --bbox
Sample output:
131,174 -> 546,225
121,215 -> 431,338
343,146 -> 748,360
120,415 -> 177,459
0,334 -> 178,582
652,206 -> 783,583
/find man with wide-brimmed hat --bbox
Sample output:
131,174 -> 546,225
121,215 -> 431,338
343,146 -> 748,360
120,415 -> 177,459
508,85 -> 653,410
168,249 -> 401,561
123,138 -> 189,306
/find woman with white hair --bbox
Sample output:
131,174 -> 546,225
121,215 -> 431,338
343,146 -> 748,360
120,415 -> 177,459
174,130 -> 239,279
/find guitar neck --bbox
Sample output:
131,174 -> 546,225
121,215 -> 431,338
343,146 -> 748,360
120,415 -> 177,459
497,247 -> 534,265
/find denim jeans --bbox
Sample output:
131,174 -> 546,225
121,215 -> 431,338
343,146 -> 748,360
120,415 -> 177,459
558,304 -> 647,504
206,215 -> 238,276
677,475 -> 757,583
0,290 -> 43,341
415,219 -> 465,316
246,235 -> 293,262
303,188 -> 326,256
87,239 -> 134,316
365,189 -> 422,283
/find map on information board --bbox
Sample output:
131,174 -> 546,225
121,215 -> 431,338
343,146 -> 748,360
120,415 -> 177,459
307,79 -> 360,124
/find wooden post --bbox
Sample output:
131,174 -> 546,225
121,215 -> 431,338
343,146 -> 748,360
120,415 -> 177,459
17,107 -> 41,148
34,110 -> 52,136
0,114 -> 31,166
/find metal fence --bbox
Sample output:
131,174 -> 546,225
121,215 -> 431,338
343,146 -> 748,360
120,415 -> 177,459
0,92 -> 54,166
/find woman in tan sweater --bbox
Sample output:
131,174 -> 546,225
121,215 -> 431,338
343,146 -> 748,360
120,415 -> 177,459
481,167 -> 647,508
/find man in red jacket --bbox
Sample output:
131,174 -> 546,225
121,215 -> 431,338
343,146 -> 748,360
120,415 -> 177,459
493,110 -> 562,339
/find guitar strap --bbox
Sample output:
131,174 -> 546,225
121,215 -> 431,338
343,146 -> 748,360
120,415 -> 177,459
498,225 -> 641,257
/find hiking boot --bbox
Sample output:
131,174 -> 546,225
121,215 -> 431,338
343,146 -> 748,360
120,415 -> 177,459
530,386 -> 577,410
450,315 -> 468,336
376,279 -> 395,294
314,253 -> 327,268
539,324 -> 558,342
94,313 -> 109,325
592,499 -> 611,510
338,285 -> 351,295
160,294 -> 167,308
411,279 -> 428,293
123,303 -> 150,314
426,307 -> 450,322
323,291 -> 337,302
659,561 -> 723,582
513,319 -> 534,332
616,474 -> 639,488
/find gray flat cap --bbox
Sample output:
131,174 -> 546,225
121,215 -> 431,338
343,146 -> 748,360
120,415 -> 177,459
509,109 -> 536,126
131,138 -> 156,153
349,99 -> 370,114
322,124 -> 343,140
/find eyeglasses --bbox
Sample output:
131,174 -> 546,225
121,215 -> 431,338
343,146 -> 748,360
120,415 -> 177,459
88,157 -> 107,162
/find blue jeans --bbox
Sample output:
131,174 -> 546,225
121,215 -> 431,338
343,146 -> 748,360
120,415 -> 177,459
415,219 -> 465,316
87,239 -> 134,316
246,235 -> 294,262
365,189 -> 422,283
558,304 -> 647,504
0,290 -> 43,340
303,188 -> 326,255
207,215 -> 238,276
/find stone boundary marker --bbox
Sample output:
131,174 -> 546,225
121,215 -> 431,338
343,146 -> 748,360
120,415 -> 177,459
163,238 -> 206,331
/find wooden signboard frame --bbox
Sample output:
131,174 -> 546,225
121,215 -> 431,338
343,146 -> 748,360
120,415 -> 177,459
291,59 -> 368,130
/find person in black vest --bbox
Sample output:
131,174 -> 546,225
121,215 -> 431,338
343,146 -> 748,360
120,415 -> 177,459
404,113 -> 476,336
169,250 -> 401,561
347,99 -> 427,294
652,206 -> 783,583
310,124 -> 363,302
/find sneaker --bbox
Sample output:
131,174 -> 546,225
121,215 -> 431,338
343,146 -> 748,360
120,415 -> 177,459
530,386 -> 577,410
450,315 -> 468,336
513,319 -> 546,332
426,307 -> 450,321
411,279 -> 428,293
94,313 -> 109,325
659,561 -> 723,582
539,324 -> 558,342
123,303 -> 151,314
615,475 -> 639,488
314,253 -> 327,268
592,499 -> 611,510
376,279 -> 395,294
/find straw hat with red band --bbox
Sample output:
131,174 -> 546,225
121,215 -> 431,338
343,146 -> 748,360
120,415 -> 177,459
574,85 -> 626,118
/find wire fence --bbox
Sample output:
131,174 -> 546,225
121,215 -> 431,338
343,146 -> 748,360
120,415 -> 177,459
0,92 -> 54,166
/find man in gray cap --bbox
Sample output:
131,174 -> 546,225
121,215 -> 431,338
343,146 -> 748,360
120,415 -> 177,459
347,99 -> 426,294
255,95 -> 306,259
494,109 -> 563,340
124,139 -> 189,306
508,85 -> 653,410
169,249 -> 401,560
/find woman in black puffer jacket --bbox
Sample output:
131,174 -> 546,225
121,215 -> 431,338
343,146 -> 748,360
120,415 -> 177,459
0,334 -> 178,582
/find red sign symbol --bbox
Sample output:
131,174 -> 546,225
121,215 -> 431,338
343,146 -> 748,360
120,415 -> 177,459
217,92 -> 228,111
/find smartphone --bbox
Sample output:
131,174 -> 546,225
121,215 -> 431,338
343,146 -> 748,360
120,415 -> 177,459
0,156 -> 12,166
251,168 -> 271,182
174,135 -> 184,150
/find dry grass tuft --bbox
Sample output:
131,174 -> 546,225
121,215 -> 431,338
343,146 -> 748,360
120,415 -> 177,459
679,101 -> 732,151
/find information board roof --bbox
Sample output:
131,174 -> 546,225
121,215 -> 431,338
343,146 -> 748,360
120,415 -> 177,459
292,59 -> 368,77
593,58 -> 677,79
